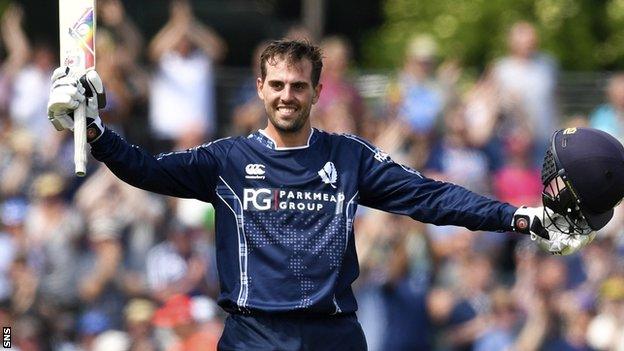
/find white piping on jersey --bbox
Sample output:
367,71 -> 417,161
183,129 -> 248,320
332,191 -> 359,315
258,128 -> 315,150
342,134 -> 423,179
197,136 -> 232,149
332,294 -> 342,315
155,137 -> 232,160
217,176 -> 250,309
345,191 -> 359,254
342,134 -> 376,153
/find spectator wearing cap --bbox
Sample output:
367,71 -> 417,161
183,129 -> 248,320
124,298 -> 158,351
146,220 -> 211,302
387,34 -> 458,138
153,294 -> 219,351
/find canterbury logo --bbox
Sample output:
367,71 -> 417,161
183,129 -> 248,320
245,164 -> 266,179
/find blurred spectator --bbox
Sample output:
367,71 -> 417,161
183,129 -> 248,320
425,101 -> 490,195
25,172 -> 84,307
230,40 -> 269,136
492,126 -> 542,207
590,72 -> 624,143
9,35 -> 56,144
311,36 -> 365,134
96,0 -> 149,135
77,217 -> 125,329
148,0 -> 226,150
0,197 -> 27,302
356,214 -> 432,351
146,221 -> 212,302
75,165 -> 165,292
0,129 -> 36,198
587,276 -> 624,350
77,309 -> 112,350
92,330 -> 131,351
387,34 -> 457,137
124,298 -> 158,351
474,287 -> 520,351
152,294 -> 221,351
0,3 -> 30,116
492,21 -> 559,153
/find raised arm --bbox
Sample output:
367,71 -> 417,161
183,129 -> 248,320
99,0 -> 145,63
147,0 -> 191,62
0,3 -> 30,78
46,66 -> 226,202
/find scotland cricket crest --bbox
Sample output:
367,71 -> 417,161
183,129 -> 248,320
318,162 -> 338,188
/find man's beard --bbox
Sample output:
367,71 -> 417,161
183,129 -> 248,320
268,106 -> 310,133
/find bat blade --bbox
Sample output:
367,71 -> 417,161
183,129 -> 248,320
59,0 -> 96,177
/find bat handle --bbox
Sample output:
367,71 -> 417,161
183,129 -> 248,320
74,101 -> 87,177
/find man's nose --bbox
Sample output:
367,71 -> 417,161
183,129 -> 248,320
280,86 -> 295,102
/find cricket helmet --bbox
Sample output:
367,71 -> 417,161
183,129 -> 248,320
541,127 -> 624,234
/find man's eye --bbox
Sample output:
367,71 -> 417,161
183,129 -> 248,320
270,82 -> 283,90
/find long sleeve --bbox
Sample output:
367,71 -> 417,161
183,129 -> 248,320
351,136 -> 517,232
90,128 -> 228,203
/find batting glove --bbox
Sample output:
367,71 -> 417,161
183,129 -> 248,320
513,206 -> 596,255
512,206 -> 550,239
47,67 -> 107,142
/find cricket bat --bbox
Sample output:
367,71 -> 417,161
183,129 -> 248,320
59,0 -> 96,177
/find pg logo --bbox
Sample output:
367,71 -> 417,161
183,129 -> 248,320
243,188 -> 272,210
245,164 -> 266,179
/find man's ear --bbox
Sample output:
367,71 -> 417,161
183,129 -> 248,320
312,83 -> 323,104
256,77 -> 264,100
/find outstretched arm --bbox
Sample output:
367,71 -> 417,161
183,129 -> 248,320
351,135 -> 517,232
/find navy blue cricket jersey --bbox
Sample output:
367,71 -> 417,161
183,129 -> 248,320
91,128 -> 517,315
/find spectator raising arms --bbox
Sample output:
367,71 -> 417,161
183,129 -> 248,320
148,0 -> 226,151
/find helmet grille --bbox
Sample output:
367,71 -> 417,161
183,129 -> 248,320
541,148 -> 558,185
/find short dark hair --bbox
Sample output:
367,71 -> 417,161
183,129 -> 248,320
260,39 -> 323,87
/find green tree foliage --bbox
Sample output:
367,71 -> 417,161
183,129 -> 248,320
363,0 -> 623,71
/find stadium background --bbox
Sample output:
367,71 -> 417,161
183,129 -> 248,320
1,0 -> 624,350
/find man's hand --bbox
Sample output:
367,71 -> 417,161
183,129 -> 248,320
513,206 -> 596,255
47,67 -> 107,142
512,206 -> 550,239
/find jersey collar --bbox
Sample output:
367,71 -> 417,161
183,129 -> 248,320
249,128 -> 318,150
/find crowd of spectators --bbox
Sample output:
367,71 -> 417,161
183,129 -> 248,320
1,1 -> 624,350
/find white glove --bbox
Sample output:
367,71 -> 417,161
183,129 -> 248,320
513,206 -> 596,255
47,67 -> 107,142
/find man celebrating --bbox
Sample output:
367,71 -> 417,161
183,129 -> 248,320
48,40 -> 608,350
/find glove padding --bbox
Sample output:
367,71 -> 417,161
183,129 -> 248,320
513,206 -> 596,255
47,67 -> 107,142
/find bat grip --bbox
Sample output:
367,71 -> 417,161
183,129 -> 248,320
74,101 -> 87,177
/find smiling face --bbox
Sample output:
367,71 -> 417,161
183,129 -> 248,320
257,55 -> 322,135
